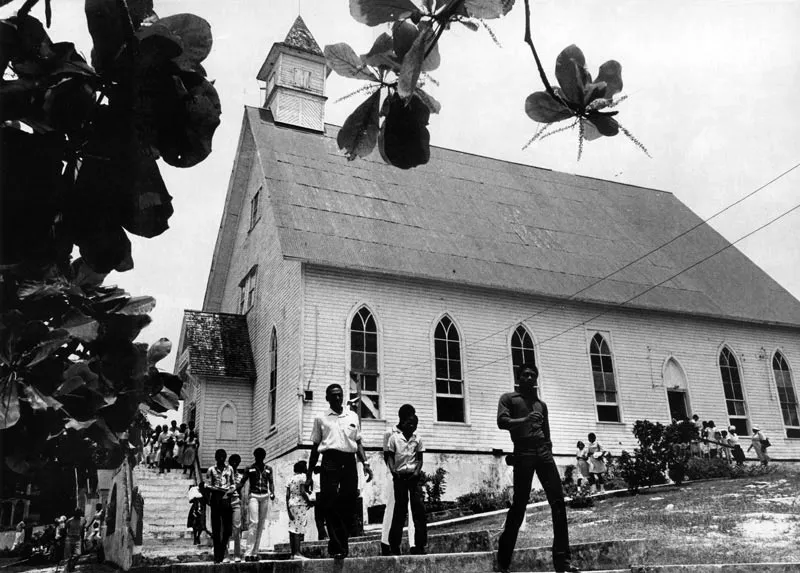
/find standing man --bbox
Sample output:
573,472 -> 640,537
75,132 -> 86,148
239,447 -> 275,561
496,364 -> 579,573
206,448 -> 236,563
306,383 -> 373,559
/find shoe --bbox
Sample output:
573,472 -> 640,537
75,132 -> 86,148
234,557 -> 242,563
409,546 -> 426,555
380,543 -> 392,556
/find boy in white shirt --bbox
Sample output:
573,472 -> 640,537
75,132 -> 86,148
386,408 -> 427,555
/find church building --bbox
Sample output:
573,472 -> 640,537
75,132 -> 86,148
175,16 -> 800,525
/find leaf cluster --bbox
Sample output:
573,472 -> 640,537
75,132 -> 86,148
329,0 -> 512,168
0,0 -> 219,478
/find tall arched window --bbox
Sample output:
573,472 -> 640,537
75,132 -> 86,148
350,307 -> 380,419
589,333 -> 620,422
511,325 -> 536,391
268,327 -> 277,429
773,351 -> 800,438
719,347 -> 748,435
218,403 -> 237,440
664,357 -> 689,421
434,316 -> 465,423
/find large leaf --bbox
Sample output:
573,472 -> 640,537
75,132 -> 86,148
398,24 -> 432,100
586,112 -> 620,137
85,0 -> 128,73
361,32 -> 398,71
415,87 -> 441,114
70,258 -> 108,289
149,386 -> 180,411
0,375 -> 20,429
595,60 -> 623,99
120,158 -> 174,238
79,223 -> 133,274
146,338 -> 172,366
421,41 -> 440,72
61,310 -> 100,343
56,362 -> 98,397
118,295 -> 156,316
337,89 -> 381,161
463,0 -> 515,19
158,13 -> 213,73
379,92 -> 430,169
23,329 -> 70,367
324,43 -> 379,82
555,44 -> 590,107
524,91 -> 573,123
350,0 -> 420,26
128,0 -> 155,28
392,20 -> 418,61
22,383 -> 62,412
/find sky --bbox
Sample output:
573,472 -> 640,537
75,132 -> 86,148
4,0 -> 799,398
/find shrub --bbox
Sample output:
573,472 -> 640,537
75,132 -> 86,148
420,467 -> 447,511
617,449 -> 667,494
456,485 -> 512,513
563,481 -> 595,508
685,457 -> 733,480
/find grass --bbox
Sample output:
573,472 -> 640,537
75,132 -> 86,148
437,463 -> 800,565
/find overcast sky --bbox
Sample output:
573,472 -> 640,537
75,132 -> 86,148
7,0 -> 799,384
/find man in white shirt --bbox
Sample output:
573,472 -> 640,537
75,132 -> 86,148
306,384 -> 373,559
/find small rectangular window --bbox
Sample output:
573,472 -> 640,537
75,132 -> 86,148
238,267 -> 257,314
249,190 -> 260,230
293,68 -> 311,89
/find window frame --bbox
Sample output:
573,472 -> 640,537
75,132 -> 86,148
718,345 -> 749,434
346,304 -> 382,421
509,323 -> 537,393
432,314 -> 468,424
661,355 -> 692,422
249,188 -> 261,231
238,266 -> 258,314
216,401 -> 238,441
587,330 -> 622,423
772,349 -> 800,438
293,67 -> 312,89
268,326 -> 278,430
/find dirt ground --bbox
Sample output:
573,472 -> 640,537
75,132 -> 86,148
442,463 -> 800,565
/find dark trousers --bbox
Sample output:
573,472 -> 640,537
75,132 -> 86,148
209,495 -> 232,563
320,450 -> 359,556
388,473 -> 427,551
497,446 -> 571,570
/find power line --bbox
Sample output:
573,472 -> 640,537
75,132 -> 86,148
463,199 -> 800,375
393,160 -> 800,376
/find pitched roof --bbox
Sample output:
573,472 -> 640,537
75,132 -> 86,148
282,15 -> 322,56
240,106 -> 800,328
180,310 -> 256,379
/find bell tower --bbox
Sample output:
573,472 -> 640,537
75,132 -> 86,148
256,16 -> 328,131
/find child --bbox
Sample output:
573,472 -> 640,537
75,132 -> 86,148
587,433 -> 606,493
386,409 -> 427,555
187,485 -> 206,545
575,441 -> 590,486
286,460 -> 313,560
728,426 -> 745,465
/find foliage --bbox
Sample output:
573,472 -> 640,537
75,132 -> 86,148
563,481 -> 594,509
684,457 -> 733,481
455,483 -> 512,513
1,0 -> 220,479
327,0 -> 643,168
420,466 -> 447,508
617,419 -> 698,493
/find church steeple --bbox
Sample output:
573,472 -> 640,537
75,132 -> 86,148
256,16 -> 327,131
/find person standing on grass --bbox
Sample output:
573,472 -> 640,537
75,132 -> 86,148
575,441 -> 590,487
496,363 -> 579,573
306,383 -> 374,560
706,420 -> 719,458
206,448 -> 236,563
239,447 -> 275,560
747,426 -> 770,466
286,460 -> 313,560
586,433 -> 606,493
387,408 -> 427,556
728,426 -> 746,465
381,404 -> 417,556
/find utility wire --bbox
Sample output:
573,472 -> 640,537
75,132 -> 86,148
463,199 -> 800,375
392,160 -> 800,376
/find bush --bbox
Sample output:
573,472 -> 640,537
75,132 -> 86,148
685,457 -> 733,480
617,450 -> 667,494
456,485 -> 512,513
563,481 -> 595,508
420,467 -> 448,511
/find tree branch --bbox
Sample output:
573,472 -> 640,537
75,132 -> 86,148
424,0 -> 466,60
523,0 -> 558,102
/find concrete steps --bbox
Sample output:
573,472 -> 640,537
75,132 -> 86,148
131,538 -> 645,572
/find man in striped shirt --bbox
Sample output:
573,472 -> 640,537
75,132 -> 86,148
239,448 -> 275,560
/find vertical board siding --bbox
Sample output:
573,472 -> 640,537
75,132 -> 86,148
300,266 -> 800,460
199,376 -> 253,468
277,53 -> 325,95
217,156 -> 303,463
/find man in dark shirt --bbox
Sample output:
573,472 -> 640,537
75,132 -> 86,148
496,363 -> 578,573
239,448 -> 275,560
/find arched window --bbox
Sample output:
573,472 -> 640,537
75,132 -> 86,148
589,333 -> 620,422
268,327 -> 277,429
664,357 -> 689,421
773,351 -> 800,438
434,316 -> 465,423
350,307 -> 380,419
218,403 -> 237,440
511,325 -> 536,391
719,347 -> 748,435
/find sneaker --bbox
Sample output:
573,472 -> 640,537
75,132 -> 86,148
234,557 -> 242,563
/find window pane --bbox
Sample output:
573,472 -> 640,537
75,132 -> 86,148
351,331 -> 364,352
360,395 -> 379,420
365,313 -> 376,332
787,428 -> 800,439
449,380 -> 463,395
434,338 -> 447,358
435,359 -> 448,379
363,375 -> 378,392
601,355 -> 613,373
447,340 -> 460,360
597,405 -> 619,422
592,372 -> 605,392
450,359 -> 462,380
365,332 -> 377,353
365,353 -> 377,372
437,397 -> 465,422
729,418 -> 748,436
604,372 -> 617,392
435,323 -> 446,339
436,379 -> 449,394
590,355 -> 602,372
351,353 -> 365,371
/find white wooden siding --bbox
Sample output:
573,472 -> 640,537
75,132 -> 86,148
198,375 -> 253,468
299,266 -> 800,460
277,53 -> 325,95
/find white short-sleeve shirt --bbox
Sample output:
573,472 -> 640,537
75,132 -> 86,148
310,408 -> 361,453
386,429 -> 424,474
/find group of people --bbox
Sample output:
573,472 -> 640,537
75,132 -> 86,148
574,433 -> 610,492
41,504 -> 105,571
690,415 -> 770,466
144,421 -> 199,476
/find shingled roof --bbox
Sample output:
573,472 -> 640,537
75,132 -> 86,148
216,107 -> 800,328
179,311 -> 256,379
282,15 -> 322,56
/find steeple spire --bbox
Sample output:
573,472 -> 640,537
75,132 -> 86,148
283,15 -> 322,56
